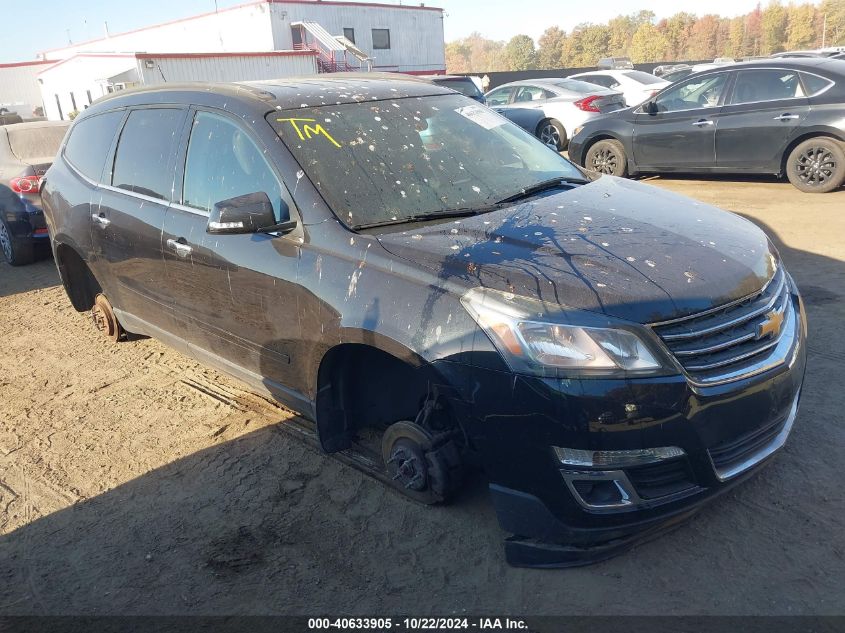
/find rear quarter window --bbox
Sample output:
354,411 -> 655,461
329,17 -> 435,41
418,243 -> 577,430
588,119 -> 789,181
64,111 -> 124,181
800,72 -> 834,96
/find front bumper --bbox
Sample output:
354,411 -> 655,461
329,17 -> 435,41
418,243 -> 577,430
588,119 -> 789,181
466,289 -> 807,567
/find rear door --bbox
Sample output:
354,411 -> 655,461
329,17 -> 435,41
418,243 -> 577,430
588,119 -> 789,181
715,68 -> 810,171
91,106 -> 188,337
632,72 -> 730,170
162,109 -> 303,396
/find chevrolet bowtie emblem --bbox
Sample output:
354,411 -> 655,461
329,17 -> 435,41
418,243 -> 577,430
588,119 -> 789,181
757,308 -> 785,340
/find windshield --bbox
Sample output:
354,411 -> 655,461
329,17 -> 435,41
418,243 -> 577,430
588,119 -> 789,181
269,93 -> 583,229
622,71 -> 665,85
435,78 -> 483,98
7,125 -> 68,161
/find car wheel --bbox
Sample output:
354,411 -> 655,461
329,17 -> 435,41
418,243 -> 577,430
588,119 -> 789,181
537,119 -> 566,151
0,219 -> 34,266
91,293 -> 124,342
585,139 -> 628,177
786,138 -> 845,193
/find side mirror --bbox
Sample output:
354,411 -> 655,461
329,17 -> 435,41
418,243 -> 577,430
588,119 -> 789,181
643,100 -> 658,115
207,191 -> 296,235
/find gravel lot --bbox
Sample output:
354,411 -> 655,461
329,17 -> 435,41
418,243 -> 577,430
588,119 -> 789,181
0,176 -> 843,616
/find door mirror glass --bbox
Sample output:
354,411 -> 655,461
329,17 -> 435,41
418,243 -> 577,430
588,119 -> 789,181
207,191 -> 295,235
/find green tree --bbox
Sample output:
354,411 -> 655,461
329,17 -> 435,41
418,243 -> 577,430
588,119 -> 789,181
661,12 -> 697,59
537,26 -> 567,69
630,22 -> 669,62
761,1 -> 788,53
821,0 -> 845,46
725,16 -> 747,58
786,3 -> 817,49
503,34 -> 538,70
569,23 -> 611,66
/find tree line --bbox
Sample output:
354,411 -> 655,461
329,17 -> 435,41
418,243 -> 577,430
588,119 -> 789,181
445,0 -> 845,72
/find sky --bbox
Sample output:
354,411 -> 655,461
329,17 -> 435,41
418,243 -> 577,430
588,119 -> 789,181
0,0 -> 822,62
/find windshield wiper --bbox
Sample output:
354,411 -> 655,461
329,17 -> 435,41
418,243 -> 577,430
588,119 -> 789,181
496,177 -> 587,205
353,208 -> 485,231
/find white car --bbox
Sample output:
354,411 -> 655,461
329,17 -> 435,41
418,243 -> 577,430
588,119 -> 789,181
567,70 -> 670,107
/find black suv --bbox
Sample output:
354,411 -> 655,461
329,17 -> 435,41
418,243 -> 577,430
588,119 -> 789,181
569,57 -> 845,193
42,77 -> 807,567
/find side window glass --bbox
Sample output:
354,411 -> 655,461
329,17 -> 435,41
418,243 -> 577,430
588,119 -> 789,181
112,108 -> 183,200
655,74 -> 727,112
183,112 -> 287,222
730,70 -> 805,105
514,86 -> 546,102
486,89 -> 511,106
64,110 -> 124,182
800,72 -> 833,96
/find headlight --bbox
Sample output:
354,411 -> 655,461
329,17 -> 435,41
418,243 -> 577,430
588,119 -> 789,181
461,287 -> 665,376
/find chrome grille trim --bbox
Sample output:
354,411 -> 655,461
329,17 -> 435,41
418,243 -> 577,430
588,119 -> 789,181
650,268 -> 797,385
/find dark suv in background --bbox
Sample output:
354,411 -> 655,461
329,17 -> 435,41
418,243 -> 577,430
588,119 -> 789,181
42,77 -> 806,567
569,58 -> 845,192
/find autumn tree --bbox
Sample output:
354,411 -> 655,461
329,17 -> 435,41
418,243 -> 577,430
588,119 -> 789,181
630,22 -> 669,62
762,0 -> 788,53
687,14 -> 721,59
786,3 -> 818,49
537,26 -> 567,69
503,34 -> 538,70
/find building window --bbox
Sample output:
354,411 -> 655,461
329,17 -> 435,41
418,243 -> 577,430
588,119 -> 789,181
343,28 -> 355,44
372,28 -> 390,50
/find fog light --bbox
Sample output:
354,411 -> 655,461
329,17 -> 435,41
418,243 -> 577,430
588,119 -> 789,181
554,446 -> 685,469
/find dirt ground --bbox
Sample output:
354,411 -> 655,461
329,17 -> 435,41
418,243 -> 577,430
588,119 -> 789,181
0,176 -> 843,616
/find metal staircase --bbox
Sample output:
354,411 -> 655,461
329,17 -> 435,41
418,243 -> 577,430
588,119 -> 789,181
292,21 -> 373,73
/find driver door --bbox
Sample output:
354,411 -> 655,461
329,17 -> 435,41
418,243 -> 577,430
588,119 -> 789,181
632,72 -> 730,170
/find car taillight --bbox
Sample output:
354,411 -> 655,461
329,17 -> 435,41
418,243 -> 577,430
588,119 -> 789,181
574,95 -> 601,112
10,175 -> 40,194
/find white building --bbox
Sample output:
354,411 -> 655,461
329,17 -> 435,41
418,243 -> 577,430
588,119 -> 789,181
0,60 -> 56,117
1,0 -> 445,121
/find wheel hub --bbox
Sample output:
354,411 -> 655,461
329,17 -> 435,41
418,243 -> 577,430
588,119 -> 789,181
0,223 -> 11,261
387,443 -> 427,491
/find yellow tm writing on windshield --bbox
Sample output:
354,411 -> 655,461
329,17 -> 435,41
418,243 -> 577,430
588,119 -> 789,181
276,118 -> 341,148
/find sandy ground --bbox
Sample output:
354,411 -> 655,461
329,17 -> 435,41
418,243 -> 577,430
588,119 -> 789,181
0,176 -> 844,616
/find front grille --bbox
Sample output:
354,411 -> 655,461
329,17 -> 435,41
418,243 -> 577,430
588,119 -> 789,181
651,267 -> 792,384
626,458 -> 697,499
709,411 -> 789,472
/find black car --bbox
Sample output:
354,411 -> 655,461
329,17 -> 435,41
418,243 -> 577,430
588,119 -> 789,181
42,77 -> 806,567
422,74 -> 486,104
569,58 -> 845,192
0,121 -> 70,265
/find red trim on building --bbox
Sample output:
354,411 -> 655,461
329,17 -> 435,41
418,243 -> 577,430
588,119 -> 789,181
0,59 -> 58,69
134,50 -> 317,60
40,0 -> 443,56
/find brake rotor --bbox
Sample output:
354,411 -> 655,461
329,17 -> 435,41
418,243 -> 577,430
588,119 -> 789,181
91,294 -> 123,342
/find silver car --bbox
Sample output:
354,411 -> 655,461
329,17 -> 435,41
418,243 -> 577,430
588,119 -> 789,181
484,79 -> 626,151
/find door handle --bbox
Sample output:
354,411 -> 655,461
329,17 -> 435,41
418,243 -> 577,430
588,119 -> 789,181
692,119 -> 714,127
91,213 -> 110,228
166,238 -> 193,258
773,113 -> 799,121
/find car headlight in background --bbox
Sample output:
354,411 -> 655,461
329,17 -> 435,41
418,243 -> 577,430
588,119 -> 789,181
461,287 -> 666,376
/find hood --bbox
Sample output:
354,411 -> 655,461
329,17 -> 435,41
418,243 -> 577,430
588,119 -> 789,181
376,176 -> 776,323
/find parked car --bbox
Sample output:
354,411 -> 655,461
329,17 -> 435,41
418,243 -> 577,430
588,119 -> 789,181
484,78 -> 626,150
0,121 -> 69,265
567,69 -> 670,106
569,58 -> 845,193
422,74 -> 486,104
597,56 -> 633,70
43,77 -> 806,568
653,63 -> 691,78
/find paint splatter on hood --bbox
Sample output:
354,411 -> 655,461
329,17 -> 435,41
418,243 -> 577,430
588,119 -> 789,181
376,176 -> 777,323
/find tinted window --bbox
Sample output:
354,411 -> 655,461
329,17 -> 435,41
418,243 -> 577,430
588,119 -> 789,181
64,111 -> 123,181
183,112 -> 286,221
485,88 -> 512,105
372,28 -> 390,50
549,79 -> 609,94
8,125 -> 68,161
112,108 -> 183,200
800,72 -> 833,96
343,28 -> 355,44
435,78 -> 482,98
269,94 -> 584,229
622,71 -> 664,85
655,73 -> 728,111
730,70 -> 805,104
579,75 -> 617,89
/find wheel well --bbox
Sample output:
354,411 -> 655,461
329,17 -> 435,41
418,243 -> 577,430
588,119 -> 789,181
55,244 -> 101,312
780,132 -> 845,175
315,344 -> 439,453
